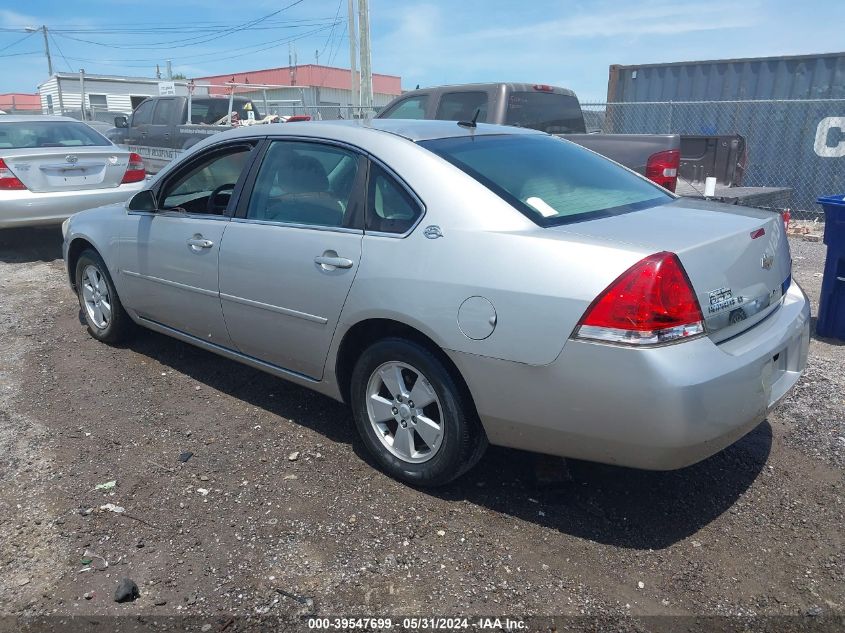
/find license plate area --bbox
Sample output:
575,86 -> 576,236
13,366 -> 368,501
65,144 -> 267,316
763,348 -> 788,406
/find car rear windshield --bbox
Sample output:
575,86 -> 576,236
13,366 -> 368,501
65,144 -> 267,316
419,134 -> 671,226
0,121 -> 111,149
505,91 -> 586,134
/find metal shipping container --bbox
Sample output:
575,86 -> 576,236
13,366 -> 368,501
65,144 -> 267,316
604,52 -> 845,212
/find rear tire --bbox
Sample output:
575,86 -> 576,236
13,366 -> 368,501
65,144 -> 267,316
75,249 -> 133,344
350,337 -> 487,486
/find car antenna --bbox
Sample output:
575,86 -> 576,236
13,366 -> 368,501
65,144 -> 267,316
457,108 -> 481,129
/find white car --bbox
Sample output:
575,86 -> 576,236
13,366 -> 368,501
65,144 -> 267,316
0,115 -> 145,228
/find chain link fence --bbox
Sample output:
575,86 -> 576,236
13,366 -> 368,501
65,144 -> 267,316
581,99 -> 845,220
262,104 -> 377,121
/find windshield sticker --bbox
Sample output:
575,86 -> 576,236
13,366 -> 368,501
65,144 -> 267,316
525,196 -> 557,218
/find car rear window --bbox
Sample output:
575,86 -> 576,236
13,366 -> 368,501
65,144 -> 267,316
0,121 -> 111,149
419,134 -> 671,227
505,91 -> 586,134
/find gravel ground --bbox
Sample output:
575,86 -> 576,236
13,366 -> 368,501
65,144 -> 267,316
0,227 -> 842,631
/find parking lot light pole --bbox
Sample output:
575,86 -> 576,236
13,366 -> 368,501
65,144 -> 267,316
25,26 -> 53,77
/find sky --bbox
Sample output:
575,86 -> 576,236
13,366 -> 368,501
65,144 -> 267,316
1,0 -> 844,99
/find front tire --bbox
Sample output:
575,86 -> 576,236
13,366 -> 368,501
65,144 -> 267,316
75,249 -> 133,344
350,338 -> 487,486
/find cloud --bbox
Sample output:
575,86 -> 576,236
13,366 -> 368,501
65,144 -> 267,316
0,9 -> 41,28
372,0 -> 761,93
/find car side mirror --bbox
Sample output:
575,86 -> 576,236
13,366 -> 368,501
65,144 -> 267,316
127,189 -> 156,211
114,115 -> 128,128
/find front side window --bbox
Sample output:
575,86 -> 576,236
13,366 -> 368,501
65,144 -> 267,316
246,141 -> 360,228
0,121 -> 110,149
132,100 -> 154,125
161,145 -> 254,215
366,164 -> 422,234
152,99 -> 178,125
435,91 -> 488,123
420,134 -> 670,226
380,96 -> 428,120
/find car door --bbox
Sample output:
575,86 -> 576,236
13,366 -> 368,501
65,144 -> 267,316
145,97 -> 181,172
119,140 -> 260,346
218,139 -> 366,380
122,98 -> 154,150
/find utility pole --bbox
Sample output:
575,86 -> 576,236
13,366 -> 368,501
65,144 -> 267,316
26,26 -> 53,76
166,60 -> 172,80
346,0 -> 359,117
358,0 -> 373,113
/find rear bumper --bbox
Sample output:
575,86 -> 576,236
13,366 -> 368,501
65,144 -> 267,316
0,182 -> 143,228
451,280 -> 811,470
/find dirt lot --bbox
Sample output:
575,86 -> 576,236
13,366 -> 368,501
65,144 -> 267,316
0,227 -> 842,630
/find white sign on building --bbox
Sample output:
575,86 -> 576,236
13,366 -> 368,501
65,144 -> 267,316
158,82 -> 176,96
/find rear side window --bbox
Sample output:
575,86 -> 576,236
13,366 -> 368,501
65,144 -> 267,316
246,141 -> 360,228
420,134 -> 670,227
0,121 -> 110,149
152,99 -> 178,125
132,100 -> 154,125
366,163 -> 422,234
381,96 -> 428,119
505,91 -> 586,133
435,91 -> 488,123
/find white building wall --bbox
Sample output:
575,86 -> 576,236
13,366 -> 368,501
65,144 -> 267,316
37,75 -> 196,115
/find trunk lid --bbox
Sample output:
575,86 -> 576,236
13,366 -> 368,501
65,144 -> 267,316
1,147 -> 131,193
556,198 -> 792,342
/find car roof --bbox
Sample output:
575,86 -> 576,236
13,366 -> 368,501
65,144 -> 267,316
390,82 -> 578,98
0,115 -> 81,123
217,118 -> 545,144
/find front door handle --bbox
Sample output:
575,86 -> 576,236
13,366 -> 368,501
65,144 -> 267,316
187,236 -> 214,252
314,252 -> 354,270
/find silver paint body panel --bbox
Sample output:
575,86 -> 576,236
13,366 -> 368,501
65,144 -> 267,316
63,119 -> 810,470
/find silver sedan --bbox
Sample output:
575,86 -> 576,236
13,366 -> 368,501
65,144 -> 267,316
0,115 -> 145,228
61,119 -> 810,486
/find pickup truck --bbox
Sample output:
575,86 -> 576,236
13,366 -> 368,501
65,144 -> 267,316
106,95 -> 278,174
376,83 -> 682,191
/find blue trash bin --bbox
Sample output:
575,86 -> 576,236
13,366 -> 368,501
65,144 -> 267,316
815,194 -> 845,340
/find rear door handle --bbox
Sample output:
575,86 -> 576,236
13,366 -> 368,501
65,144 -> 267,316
187,237 -> 214,251
314,253 -> 354,270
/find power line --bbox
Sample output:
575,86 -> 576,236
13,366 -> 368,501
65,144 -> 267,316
53,18 -> 340,50
48,31 -> 74,73
0,50 -> 41,59
0,30 -> 35,54
57,22 -> 340,68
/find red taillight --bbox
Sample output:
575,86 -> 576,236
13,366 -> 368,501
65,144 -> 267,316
575,251 -> 705,346
645,149 -> 680,192
0,158 -> 26,190
121,152 -> 146,184
533,84 -> 554,92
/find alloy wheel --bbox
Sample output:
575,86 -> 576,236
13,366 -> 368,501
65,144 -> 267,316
365,361 -> 444,463
81,264 -> 111,329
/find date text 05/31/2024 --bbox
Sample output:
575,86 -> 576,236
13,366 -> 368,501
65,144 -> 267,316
307,617 -> 527,630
